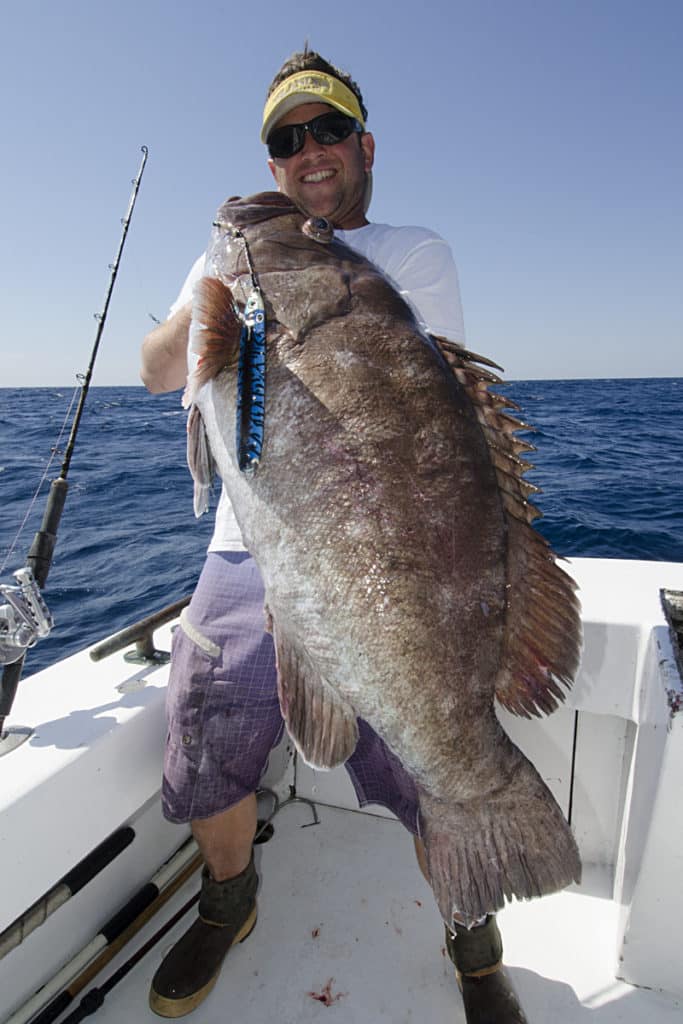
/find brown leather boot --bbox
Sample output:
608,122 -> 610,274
445,916 -> 528,1023
149,856 -> 258,1018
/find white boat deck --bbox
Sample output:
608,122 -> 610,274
81,800 -> 681,1024
2,556 -> 683,1024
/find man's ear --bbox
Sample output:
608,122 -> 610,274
360,132 -> 375,172
267,159 -> 282,190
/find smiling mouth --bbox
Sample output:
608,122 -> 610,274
301,169 -> 336,184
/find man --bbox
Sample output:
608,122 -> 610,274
141,49 -> 527,1024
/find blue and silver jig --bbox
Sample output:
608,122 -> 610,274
215,222 -> 267,474
235,286 -> 266,473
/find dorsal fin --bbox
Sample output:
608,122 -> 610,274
433,338 -> 582,718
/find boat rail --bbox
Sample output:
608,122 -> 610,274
89,596 -> 191,666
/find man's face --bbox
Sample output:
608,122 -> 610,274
268,102 -> 375,230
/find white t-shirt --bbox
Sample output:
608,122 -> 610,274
171,222 -> 466,552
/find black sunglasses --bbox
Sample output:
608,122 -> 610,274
267,111 -> 363,160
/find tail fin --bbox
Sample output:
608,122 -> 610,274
419,752 -> 581,927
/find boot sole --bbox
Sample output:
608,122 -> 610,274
149,905 -> 258,1018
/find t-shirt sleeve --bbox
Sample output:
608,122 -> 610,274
168,253 -> 206,318
383,230 -> 466,345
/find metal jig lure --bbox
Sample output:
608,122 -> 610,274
214,223 -> 267,474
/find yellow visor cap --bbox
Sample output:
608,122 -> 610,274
261,71 -> 365,143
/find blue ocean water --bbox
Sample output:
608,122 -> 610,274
1,379 -> 682,677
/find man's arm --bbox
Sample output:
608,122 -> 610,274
140,301 -> 192,393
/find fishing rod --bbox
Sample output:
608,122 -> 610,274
0,146 -> 149,745
0,826 -> 136,961
57,890 -> 200,1024
4,837 -> 201,1024
5,790 -> 289,1024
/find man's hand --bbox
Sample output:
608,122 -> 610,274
140,301 -> 192,393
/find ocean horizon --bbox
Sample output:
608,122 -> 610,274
1,377 -> 682,676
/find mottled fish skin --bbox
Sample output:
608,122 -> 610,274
188,192 -> 582,926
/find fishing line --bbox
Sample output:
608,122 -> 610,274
0,383 -> 81,576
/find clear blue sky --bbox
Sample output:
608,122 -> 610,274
2,0 -> 681,385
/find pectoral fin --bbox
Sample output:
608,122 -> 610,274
186,404 -> 215,517
271,621 -> 359,769
183,276 -> 242,407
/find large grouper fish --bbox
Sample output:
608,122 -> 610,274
184,191 -> 583,926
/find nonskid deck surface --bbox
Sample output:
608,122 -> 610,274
82,802 -> 679,1024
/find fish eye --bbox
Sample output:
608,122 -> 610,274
302,216 -> 334,243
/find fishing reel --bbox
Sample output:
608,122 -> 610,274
0,566 -> 53,665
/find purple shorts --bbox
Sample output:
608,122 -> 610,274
162,551 -> 419,833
